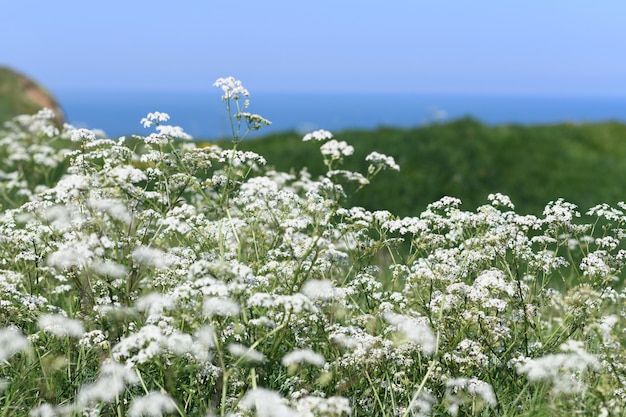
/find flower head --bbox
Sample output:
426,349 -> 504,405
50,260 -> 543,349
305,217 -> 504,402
128,392 -> 178,417
0,327 -> 30,361
213,76 -> 250,102
303,129 -> 333,142
365,151 -> 400,171
38,314 -> 85,338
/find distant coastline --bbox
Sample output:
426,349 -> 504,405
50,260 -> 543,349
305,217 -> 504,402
55,91 -> 626,139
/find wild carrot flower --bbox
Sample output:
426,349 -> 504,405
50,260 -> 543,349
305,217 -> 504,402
488,192 -> 515,209
140,112 -> 170,128
365,151 -> 400,171
444,377 -> 497,416
228,343 -> 266,363
0,327 -> 30,361
296,396 -> 352,416
203,296 -> 241,317
128,392 -> 178,417
213,76 -> 250,102
38,313 -> 85,338
69,128 -> 96,143
239,388 -> 298,417
301,279 -> 346,301
516,339 -> 600,394
28,403 -> 58,417
383,312 -> 437,355
155,124 -> 192,140
320,140 -> 354,159
281,349 -> 326,368
303,129 -> 333,142
76,360 -> 139,407
131,246 -> 173,269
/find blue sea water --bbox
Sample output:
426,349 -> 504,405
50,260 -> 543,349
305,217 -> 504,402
56,91 -> 626,140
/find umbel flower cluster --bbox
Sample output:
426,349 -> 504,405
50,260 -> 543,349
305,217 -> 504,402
0,78 -> 625,417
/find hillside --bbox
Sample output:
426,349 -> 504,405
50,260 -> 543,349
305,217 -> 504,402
221,117 -> 626,216
0,66 -> 65,127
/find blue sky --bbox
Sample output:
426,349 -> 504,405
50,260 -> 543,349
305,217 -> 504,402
2,1 -> 625,96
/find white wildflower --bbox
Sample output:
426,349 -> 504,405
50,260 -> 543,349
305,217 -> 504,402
28,404 -> 58,417
598,315 -> 619,344
580,250 -> 613,277
235,112 -> 272,130
193,326 -> 216,350
444,377 -> 497,416
77,360 -> 139,406
587,203 -> 624,221
228,343 -> 266,363
365,151 -> 400,171
109,165 -> 148,184
131,246 -> 172,269
69,128 -> 96,143
296,396 -> 352,416
488,193 -> 515,209
320,140 -> 354,159
543,198 -> 580,224
112,325 -> 164,365
38,314 -> 85,338
516,339 -> 600,394
89,198 -> 132,224
156,124 -> 192,140
203,297 -> 240,317
135,293 -> 176,317
140,112 -> 170,128
90,259 -> 128,279
0,327 -> 30,361
128,392 -> 178,417
79,330 -> 109,350
239,388 -> 298,417
301,279 -> 344,301
383,312 -> 437,355
281,349 -> 326,368
406,390 -> 437,417
303,129 -> 333,142
594,236 -> 620,250
213,76 -> 250,102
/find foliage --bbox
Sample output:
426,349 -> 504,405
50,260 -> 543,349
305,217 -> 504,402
0,78 -> 625,416
227,118 -> 626,218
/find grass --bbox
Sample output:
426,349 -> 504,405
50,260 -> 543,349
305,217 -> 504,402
0,78 -> 625,416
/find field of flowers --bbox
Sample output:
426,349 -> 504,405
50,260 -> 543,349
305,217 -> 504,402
0,77 -> 625,416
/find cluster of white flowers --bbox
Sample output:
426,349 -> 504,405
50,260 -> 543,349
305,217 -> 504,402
365,151 -> 400,171
0,327 -> 30,361
213,76 -> 250,102
302,129 -> 333,142
38,313 -> 85,338
128,392 -> 179,417
0,76 -> 625,417
444,377 -> 497,416
281,348 -> 326,368
140,111 -> 171,128
320,139 -> 355,160
517,340 -> 600,394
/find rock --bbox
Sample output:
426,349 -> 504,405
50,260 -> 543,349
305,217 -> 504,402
0,66 -> 65,128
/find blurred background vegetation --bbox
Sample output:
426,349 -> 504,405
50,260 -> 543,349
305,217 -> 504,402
2,64 -> 625,218
219,118 -> 626,217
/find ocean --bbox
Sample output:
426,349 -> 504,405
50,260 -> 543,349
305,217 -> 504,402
55,91 -> 626,140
